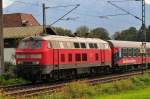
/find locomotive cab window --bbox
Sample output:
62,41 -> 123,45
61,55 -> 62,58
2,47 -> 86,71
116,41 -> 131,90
74,43 -> 80,48
18,40 -> 42,49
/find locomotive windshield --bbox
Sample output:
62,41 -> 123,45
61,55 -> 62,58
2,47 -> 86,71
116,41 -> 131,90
18,40 -> 42,49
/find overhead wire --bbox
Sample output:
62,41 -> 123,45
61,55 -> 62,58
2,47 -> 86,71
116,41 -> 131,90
107,1 -> 142,21
7,0 -> 142,27
15,1 -> 79,9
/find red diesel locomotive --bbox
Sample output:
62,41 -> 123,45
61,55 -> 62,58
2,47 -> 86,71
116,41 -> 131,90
16,35 -> 150,81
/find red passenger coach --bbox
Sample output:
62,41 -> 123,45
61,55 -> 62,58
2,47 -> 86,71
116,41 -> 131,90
16,35 -> 112,80
108,40 -> 150,71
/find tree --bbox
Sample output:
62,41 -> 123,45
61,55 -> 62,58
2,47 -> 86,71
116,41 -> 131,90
113,27 -> 137,41
75,26 -> 90,37
89,27 -> 110,40
146,25 -> 150,42
137,25 -> 146,42
52,27 -> 72,36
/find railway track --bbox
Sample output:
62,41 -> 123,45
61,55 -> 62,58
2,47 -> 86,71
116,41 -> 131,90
1,71 -> 143,99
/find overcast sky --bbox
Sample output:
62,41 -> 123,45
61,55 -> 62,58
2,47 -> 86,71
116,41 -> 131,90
3,0 -> 150,34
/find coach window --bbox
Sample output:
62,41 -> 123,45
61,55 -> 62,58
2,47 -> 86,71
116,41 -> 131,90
82,53 -> 87,61
61,54 -> 65,62
121,48 -> 124,57
68,54 -> 72,62
119,49 -> 122,58
75,54 -> 81,61
133,48 -> 137,57
148,49 -> 150,56
81,43 -> 86,48
147,49 -> 150,56
74,42 -> 80,48
132,48 -> 134,57
89,43 -> 94,48
122,48 -> 128,57
128,48 -> 132,57
136,48 -> 140,56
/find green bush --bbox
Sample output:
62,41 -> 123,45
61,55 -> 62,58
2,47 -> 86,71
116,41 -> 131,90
0,75 -> 28,86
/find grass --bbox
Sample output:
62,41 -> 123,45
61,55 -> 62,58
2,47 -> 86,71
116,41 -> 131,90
93,87 -> 150,99
1,72 -> 150,99
47,72 -> 150,99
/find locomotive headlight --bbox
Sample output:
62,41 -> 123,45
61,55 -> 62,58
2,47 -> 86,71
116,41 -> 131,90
16,55 -> 26,59
31,54 -> 42,59
17,61 -> 23,64
33,61 -> 39,65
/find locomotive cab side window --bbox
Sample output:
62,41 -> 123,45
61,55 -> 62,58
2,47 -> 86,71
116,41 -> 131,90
18,40 -> 42,49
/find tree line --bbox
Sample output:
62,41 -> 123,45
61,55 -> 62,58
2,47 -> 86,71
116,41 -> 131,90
51,25 -> 150,41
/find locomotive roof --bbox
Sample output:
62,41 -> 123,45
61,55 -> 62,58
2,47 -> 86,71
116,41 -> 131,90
109,40 -> 150,48
25,35 -> 108,44
43,35 -> 108,43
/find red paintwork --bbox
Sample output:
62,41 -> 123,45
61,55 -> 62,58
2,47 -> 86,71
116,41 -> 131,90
112,47 -> 149,66
16,40 -> 112,67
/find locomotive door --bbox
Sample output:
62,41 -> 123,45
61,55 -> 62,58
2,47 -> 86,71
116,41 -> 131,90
53,49 -> 59,70
101,44 -> 105,63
